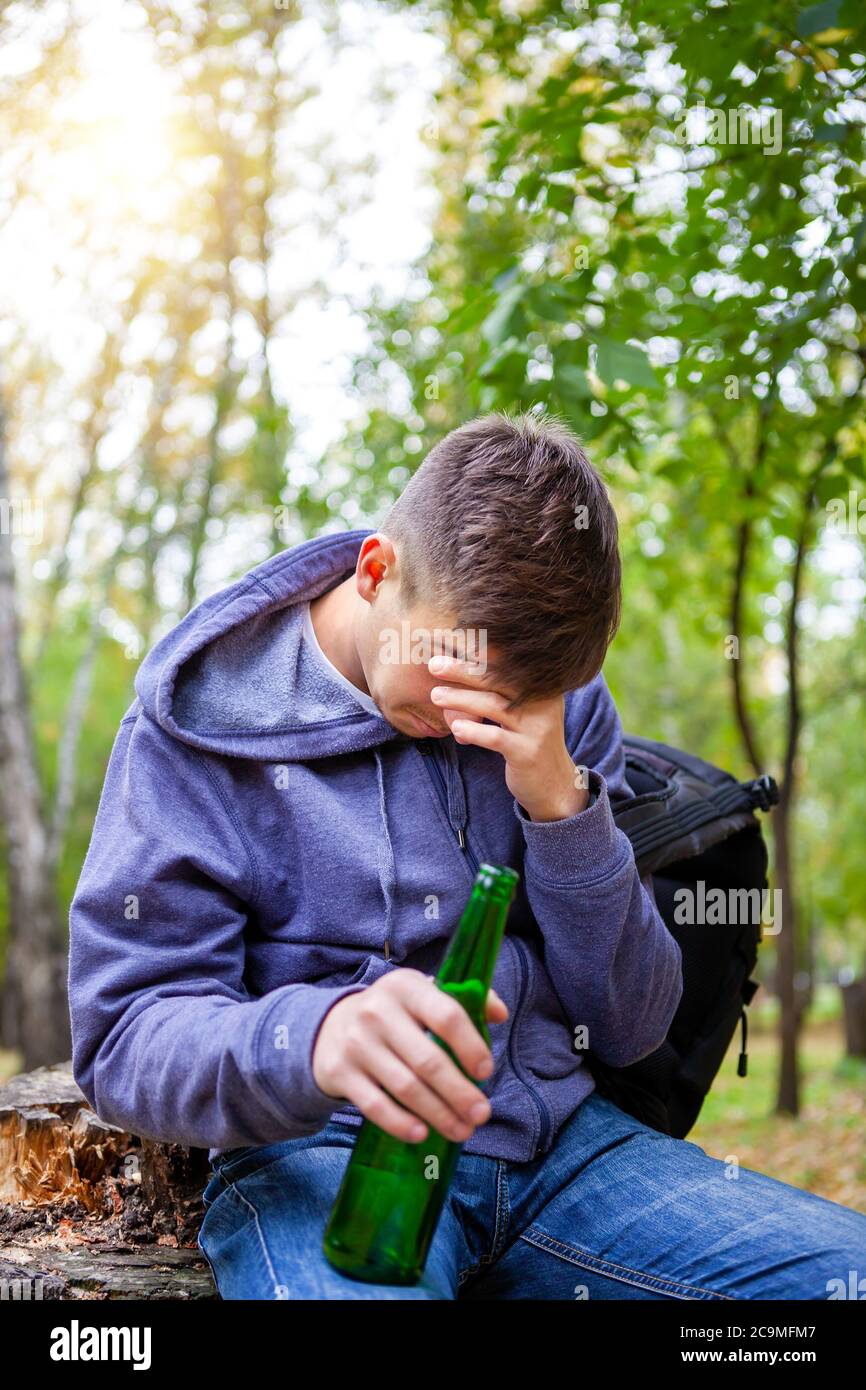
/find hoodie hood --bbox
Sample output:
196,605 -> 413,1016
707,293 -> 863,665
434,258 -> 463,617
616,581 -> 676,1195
134,527 -> 471,964
135,527 -> 407,764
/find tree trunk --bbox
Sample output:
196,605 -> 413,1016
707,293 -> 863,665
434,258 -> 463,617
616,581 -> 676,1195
772,793 -> 800,1114
840,977 -> 866,1058
771,472 -> 821,1117
0,390 -> 70,1066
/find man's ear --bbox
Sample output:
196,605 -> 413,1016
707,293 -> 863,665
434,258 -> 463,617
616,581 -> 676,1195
356,532 -> 398,601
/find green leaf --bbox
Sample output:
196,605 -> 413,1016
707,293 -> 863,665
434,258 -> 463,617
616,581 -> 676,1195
515,170 -> 543,202
546,182 -> 576,215
492,263 -> 520,293
477,340 -> 528,383
553,337 -> 588,369
526,283 -> 575,323
594,337 -> 659,390
555,363 -> 594,402
481,284 -> 526,346
443,292 -> 496,335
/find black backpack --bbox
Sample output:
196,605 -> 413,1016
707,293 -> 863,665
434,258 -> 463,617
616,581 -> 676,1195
588,735 -> 779,1140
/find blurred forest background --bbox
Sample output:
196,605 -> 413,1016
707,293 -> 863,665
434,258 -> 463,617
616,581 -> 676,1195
0,0 -> 864,1207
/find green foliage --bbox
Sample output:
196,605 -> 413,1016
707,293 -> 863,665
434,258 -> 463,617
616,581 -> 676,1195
352,0 -> 866,975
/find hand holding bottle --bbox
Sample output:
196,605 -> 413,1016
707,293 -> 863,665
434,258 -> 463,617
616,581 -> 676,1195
322,863 -> 519,1285
313,968 -> 508,1144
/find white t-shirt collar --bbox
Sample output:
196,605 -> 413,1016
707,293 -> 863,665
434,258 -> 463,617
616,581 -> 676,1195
301,601 -> 381,717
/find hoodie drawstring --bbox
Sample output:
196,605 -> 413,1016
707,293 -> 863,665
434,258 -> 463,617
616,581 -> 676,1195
373,748 -> 397,961
373,738 -> 470,961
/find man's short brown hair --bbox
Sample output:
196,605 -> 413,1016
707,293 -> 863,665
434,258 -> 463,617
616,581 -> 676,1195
380,409 -> 622,705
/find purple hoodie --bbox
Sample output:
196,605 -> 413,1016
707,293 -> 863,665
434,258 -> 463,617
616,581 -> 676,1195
68,528 -> 683,1164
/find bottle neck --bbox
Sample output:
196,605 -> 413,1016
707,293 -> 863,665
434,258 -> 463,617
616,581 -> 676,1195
435,892 -> 510,994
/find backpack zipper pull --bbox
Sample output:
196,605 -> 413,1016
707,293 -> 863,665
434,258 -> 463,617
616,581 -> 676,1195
737,1006 -> 749,1077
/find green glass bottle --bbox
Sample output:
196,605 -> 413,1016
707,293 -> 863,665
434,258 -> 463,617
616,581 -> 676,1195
322,862 -> 520,1286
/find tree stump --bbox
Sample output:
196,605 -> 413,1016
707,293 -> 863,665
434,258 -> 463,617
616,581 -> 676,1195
0,1061 -> 216,1300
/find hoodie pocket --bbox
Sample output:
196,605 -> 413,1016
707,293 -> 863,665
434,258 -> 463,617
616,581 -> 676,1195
343,954 -> 397,991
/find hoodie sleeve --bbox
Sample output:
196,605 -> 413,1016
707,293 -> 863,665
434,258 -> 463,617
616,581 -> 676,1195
68,711 -> 367,1151
511,673 -> 683,1068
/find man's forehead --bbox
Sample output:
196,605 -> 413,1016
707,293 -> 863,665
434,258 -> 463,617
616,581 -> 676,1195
399,606 -> 543,699
406,611 -> 493,657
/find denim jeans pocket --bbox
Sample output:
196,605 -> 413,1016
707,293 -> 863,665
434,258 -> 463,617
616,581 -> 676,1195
213,1123 -> 358,1187
213,1140 -> 289,1185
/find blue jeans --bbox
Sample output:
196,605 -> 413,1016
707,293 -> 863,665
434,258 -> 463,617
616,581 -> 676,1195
197,1092 -> 866,1300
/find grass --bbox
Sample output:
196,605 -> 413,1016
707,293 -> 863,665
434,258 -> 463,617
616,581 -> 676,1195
689,1019 -> 866,1215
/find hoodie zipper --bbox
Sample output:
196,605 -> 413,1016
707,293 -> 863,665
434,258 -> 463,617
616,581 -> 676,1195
508,935 -> 553,1155
417,738 -> 552,1157
416,739 -> 481,879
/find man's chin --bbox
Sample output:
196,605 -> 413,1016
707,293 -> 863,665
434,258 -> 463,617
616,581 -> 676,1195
401,710 -> 451,739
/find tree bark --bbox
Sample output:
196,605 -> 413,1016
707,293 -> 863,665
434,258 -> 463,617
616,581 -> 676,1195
773,470 -> 820,1116
729,499 -> 764,778
0,388 -> 70,1066
772,790 -> 800,1114
840,977 -> 866,1058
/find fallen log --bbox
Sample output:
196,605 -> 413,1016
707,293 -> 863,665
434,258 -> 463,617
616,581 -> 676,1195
0,1061 -> 216,1300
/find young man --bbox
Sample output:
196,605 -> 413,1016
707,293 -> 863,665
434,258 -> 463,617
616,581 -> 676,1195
69,411 -> 866,1300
